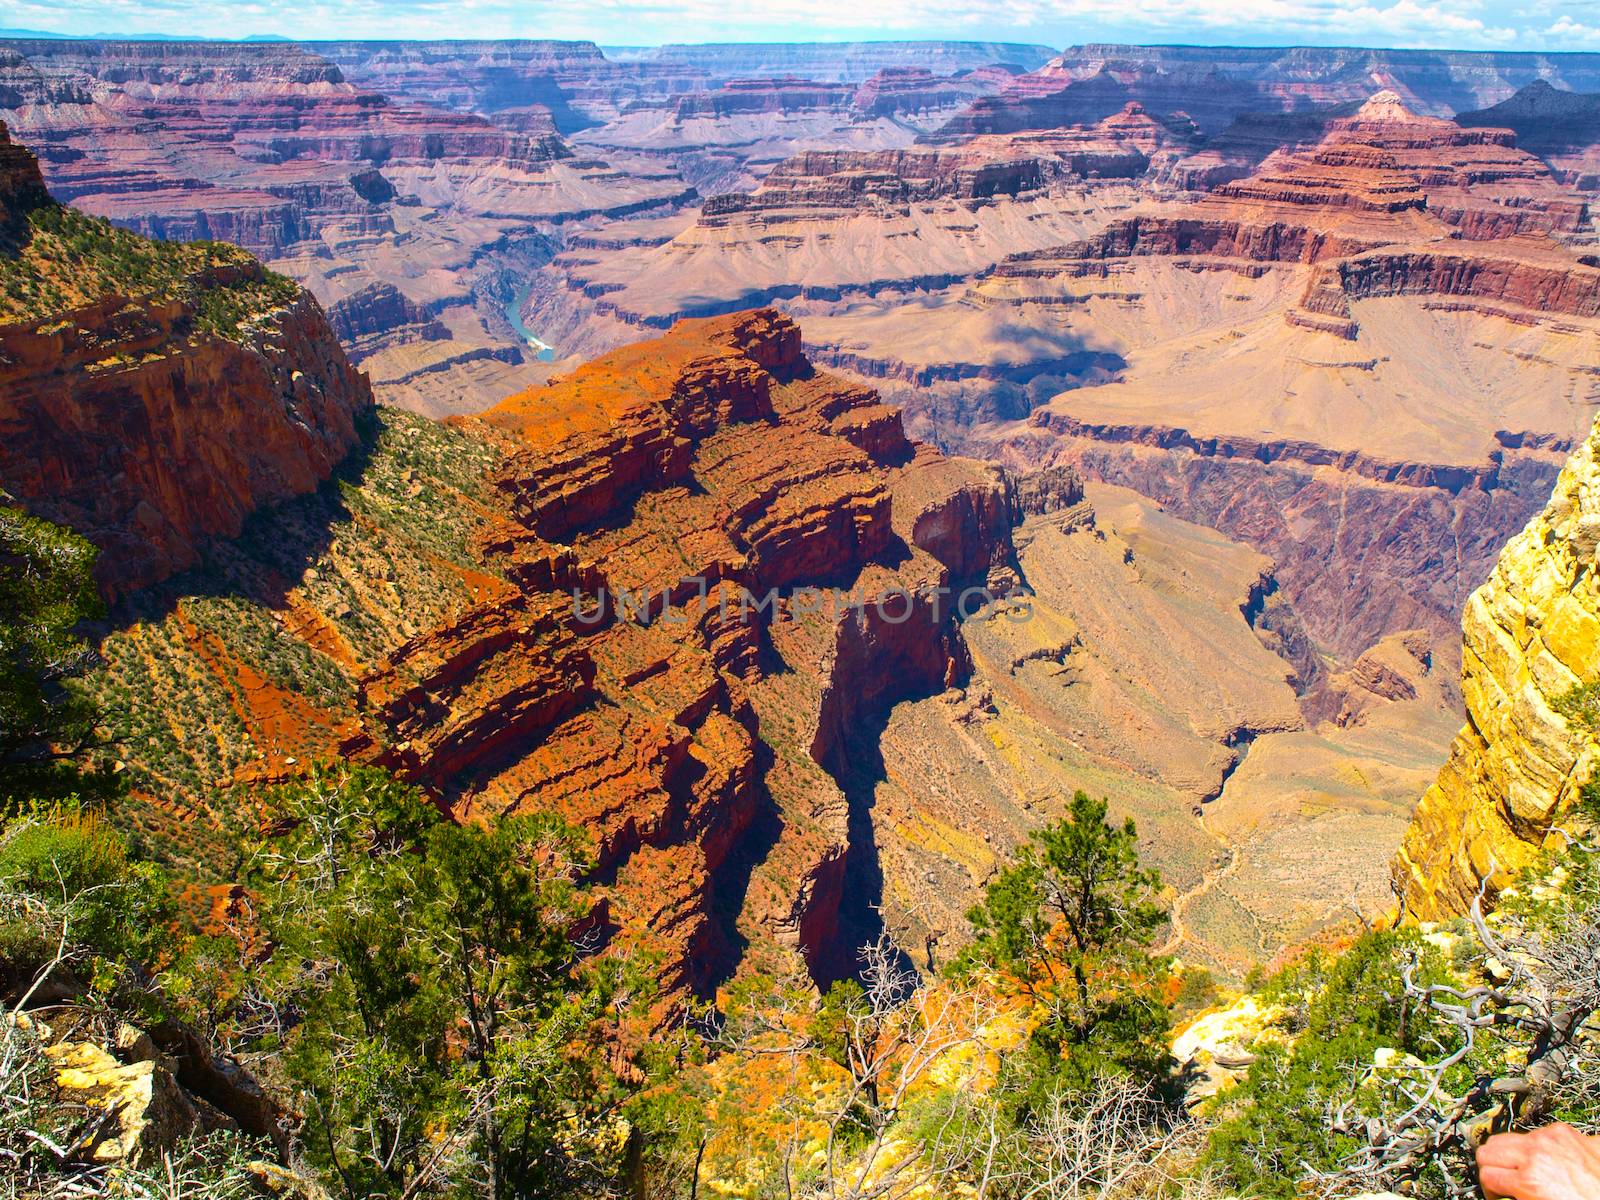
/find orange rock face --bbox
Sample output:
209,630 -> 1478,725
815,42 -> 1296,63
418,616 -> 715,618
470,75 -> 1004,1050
57,301 -> 1077,998
90,307 -> 1065,999
430,309 -> 1065,993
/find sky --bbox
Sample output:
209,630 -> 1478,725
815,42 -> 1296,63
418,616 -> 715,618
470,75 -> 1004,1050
4,0 -> 1599,52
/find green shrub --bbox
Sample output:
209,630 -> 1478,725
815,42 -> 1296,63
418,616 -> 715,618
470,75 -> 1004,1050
0,805 -> 174,987
0,505 -> 105,806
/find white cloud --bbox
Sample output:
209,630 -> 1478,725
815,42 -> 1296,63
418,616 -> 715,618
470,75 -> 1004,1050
0,0 -> 1578,51
1544,14 -> 1600,44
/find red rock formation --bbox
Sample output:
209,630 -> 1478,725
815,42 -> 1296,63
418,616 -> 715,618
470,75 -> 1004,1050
377,309 -> 1064,994
0,291 -> 371,598
0,126 -> 372,597
0,38 -> 694,401
996,94 -> 1595,339
1002,213 -> 1391,273
58,303 -> 1055,999
702,147 -> 1047,217
0,39 -> 580,257
1299,239 -> 1600,335
1211,92 -> 1585,236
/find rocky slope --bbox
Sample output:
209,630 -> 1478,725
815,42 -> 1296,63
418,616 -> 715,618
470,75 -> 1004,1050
65,300 -> 1463,984
0,123 -> 371,597
381,311 -> 1073,988
528,87 -> 1600,709
950,94 -> 1600,665
1394,409 -> 1600,918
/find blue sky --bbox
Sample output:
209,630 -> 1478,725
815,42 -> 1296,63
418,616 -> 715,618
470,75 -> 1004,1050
4,0 -> 1598,52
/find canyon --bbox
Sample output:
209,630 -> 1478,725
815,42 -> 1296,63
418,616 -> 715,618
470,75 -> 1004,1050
7,36 -> 1600,985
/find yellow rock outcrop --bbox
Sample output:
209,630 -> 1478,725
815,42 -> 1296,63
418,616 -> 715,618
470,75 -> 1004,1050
1393,414 -> 1600,917
45,1040 -> 201,1165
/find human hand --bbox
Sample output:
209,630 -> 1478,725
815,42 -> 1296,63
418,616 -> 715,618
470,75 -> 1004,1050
1477,1123 -> 1600,1200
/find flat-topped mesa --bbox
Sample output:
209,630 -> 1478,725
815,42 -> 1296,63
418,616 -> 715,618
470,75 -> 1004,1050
701,109 -> 1184,220
1297,239 -> 1600,336
850,65 -> 1018,118
0,123 -> 372,597
1395,408 -> 1600,918
1000,212 -> 1394,277
701,147 -> 1047,219
484,308 -> 832,543
674,77 -> 853,118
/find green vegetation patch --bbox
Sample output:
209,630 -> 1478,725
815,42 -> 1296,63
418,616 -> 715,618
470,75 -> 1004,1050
83,408 -> 511,874
0,203 -> 299,338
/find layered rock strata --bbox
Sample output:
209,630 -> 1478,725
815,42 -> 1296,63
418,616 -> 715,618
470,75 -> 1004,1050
0,39 -> 694,414
1455,81 -> 1600,190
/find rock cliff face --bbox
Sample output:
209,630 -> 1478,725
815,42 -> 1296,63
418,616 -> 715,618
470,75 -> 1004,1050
77,298 -> 1460,982
675,77 -> 852,119
701,146 -> 1048,216
0,39 -> 592,256
542,81 -> 1600,704
468,311 -> 1047,988
0,121 -> 48,246
313,39 -> 610,131
0,124 -> 372,597
1212,91 -> 1585,237
700,105 -> 1192,221
1298,241 -> 1600,336
1395,412 -> 1600,917
851,67 -> 1019,119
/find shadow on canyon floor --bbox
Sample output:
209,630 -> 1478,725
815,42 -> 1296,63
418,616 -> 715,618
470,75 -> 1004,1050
812,699 -> 934,990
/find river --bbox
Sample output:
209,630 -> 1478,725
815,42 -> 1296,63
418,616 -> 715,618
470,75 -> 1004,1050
505,284 -> 556,362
